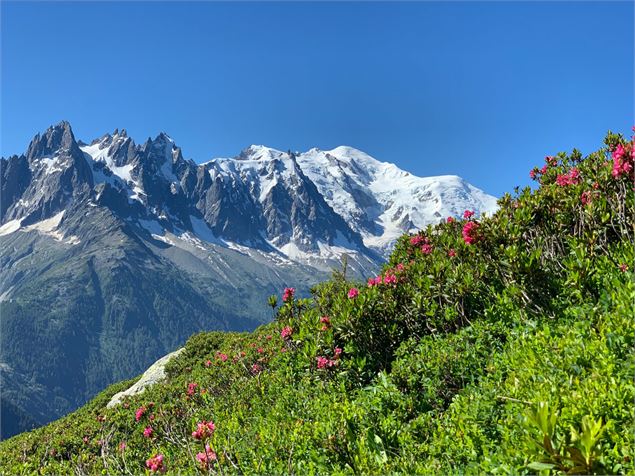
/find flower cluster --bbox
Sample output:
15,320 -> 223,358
612,143 -> 634,178
463,210 -> 475,219
192,420 -> 216,440
187,382 -> 198,396
196,444 -> 217,469
282,287 -> 295,302
146,454 -> 166,473
280,326 -> 293,340
462,221 -> 479,245
319,316 -> 331,331
347,288 -> 359,299
216,352 -> 228,362
135,406 -> 146,422
143,426 -> 153,438
555,167 -> 580,186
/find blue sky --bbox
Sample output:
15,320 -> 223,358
1,1 -> 632,197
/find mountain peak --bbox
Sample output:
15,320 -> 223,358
26,120 -> 78,160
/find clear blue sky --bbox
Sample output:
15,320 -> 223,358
2,1 -> 632,197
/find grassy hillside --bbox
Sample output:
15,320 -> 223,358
0,130 -> 633,474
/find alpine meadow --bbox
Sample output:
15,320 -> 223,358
0,129 -> 632,474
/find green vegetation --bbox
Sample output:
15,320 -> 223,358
0,130 -> 633,474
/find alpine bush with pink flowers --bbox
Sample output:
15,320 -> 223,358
0,130 -> 633,475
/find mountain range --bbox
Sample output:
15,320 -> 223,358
0,121 -> 497,438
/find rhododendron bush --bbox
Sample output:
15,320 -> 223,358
0,130 -> 633,475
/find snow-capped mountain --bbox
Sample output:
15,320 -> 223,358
2,122 -> 497,269
0,121 -> 497,438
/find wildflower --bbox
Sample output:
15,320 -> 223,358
612,143 -> 634,178
545,155 -> 557,166
316,356 -> 336,369
348,288 -> 359,299
196,444 -> 217,469
409,235 -> 424,246
334,347 -> 342,358
421,244 -> 433,255
280,347 -> 287,353
593,181 -> 600,190
556,167 -> 580,186
447,216 -> 455,223
119,441 -> 126,452
529,169 -> 537,180
396,263 -> 405,272
462,221 -> 479,245
448,248 -> 457,257
383,273 -> 397,285
320,316 -> 331,325
581,191 -> 591,206
257,347 -> 264,354
205,359 -> 212,367
146,454 -> 166,473
280,326 -> 293,340
217,352 -> 228,362
463,210 -> 474,219
251,363 -> 262,374
143,426 -> 153,438
282,287 -> 295,302
619,263 -> 629,272
192,420 -> 216,440
187,382 -> 198,396
135,406 -> 146,422
367,275 -> 382,287
540,164 -> 548,175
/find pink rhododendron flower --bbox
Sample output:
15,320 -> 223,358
529,169 -> 537,180
217,352 -> 228,362
143,426 -> 153,438
463,210 -> 475,219
409,235 -> 424,246
612,143 -> 634,178
316,356 -> 336,369
545,155 -> 557,166
119,441 -> 126,452
320,316 -> 331,325
348,288 -> 359,299
257,347 -> 264,354
282,287 -> 295,302
383,272 -> 397,285
421,244 -> 433,255
447,216 -> 455,223
135,406 -> 146,422
396,263 -> 405,272
367,275 -> 382,287
196,444 -> 217,469
448,248 -> 457,257
580,191 -> 591,206
539,164 -> 548,175
556,168 -> 580,186
462,221 -> 479,245
251,363 -> 262,374
280,326 -> 293,340
146,454 -> 166,473
187,382 -> 198,396
192,420 -> 216,440
334,347 -> 342,358
205,359 -> 212,367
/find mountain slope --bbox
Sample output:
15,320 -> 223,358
0,129 -> 631,474
0,121 -> 496,439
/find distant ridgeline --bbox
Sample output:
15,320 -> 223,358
0,122 -> 497,439
0,129 -> 632,474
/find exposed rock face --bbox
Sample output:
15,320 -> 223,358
107,348 -> 185,408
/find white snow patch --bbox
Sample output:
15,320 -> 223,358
0,219 -> 23,236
